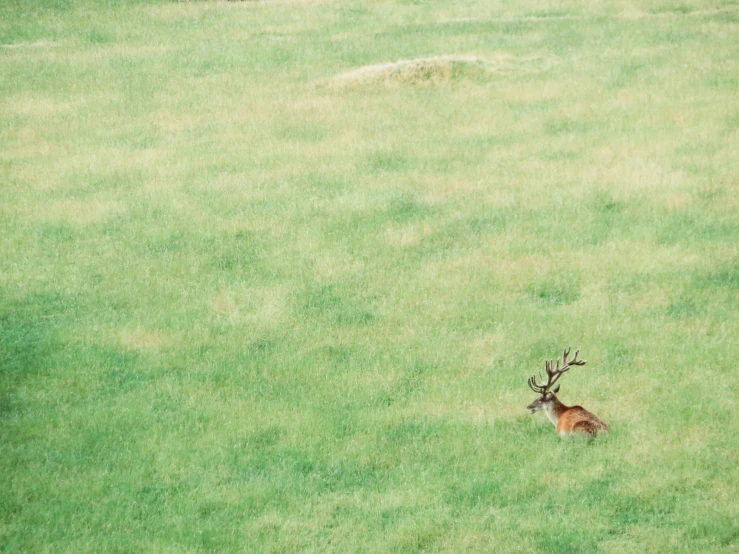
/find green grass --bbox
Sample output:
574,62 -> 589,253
2,0 -> 738,552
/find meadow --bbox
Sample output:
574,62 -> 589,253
1,0 -> 738,551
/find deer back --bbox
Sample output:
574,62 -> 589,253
556,405 -> 609,437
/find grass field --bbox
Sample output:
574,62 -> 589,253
2,0 -> 738,552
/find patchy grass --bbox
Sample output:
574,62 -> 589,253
1,0 -> 738,552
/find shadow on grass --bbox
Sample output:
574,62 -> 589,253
0,291 -> 77,418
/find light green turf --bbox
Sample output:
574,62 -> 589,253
1,0 -> 738,552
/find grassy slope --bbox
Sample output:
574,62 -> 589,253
1,0 -> 738,552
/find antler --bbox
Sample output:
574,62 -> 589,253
528,347 -> 586,395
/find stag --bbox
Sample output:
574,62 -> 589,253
526,347 -> 608,437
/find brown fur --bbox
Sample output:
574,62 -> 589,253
527,394 -> 609,438
526,348 -> 608,438
556,405 -> 609,437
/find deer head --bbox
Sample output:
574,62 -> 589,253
526,347 -> 586,414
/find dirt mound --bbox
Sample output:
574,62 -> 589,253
331,55 -> 536,87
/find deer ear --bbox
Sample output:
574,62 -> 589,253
553,385 -> 560,393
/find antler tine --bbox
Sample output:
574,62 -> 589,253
528,348 -> 587,396
543,347 -> 588,391
569,348 -> 586,367
528,376 -> 546,394
557,348 -> 586,373
563,346 -> 571,362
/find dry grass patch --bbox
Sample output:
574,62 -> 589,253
32,198 -> 125,225
331,55 -> 545,88
5,94 -> 74,117
120,328 -> 172,351
0,40 -> 60,49
310,252 -> 365,280
242,285 -> 291,328
467,332 -> 507,369
384,222 -> 430,248
210,292 -> 240,317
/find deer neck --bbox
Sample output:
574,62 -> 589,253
543,396 -> 569,427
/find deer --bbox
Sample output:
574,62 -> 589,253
526,347 -> 609,438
